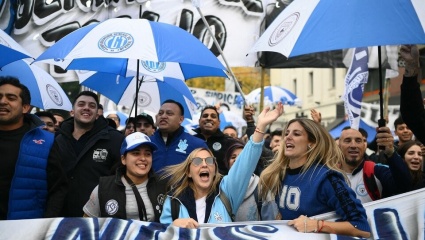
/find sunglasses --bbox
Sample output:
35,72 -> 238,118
125,125 -> 134,129
191,157 -> 216,166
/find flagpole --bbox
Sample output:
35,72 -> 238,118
260,66 -> 265,112
194,6 -> 246,103
377,46 -> 386,128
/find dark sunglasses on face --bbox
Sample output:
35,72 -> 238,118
191,156 -> 216,166
125,125 -> 134,130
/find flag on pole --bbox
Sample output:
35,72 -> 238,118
341,47 -> 369,130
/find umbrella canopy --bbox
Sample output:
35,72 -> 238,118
246,86 -> 301,106
80,73 -> 197,119
0,60 -> 72,111
329,119 -> 377,143
250,0 -> 425,57
0,30 -> 32,68
34,18 -> 227,80
250,0 -> 425,124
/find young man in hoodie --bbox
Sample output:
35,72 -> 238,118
55,91 -> 125,217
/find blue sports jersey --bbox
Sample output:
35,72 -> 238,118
275,164 -> 370,232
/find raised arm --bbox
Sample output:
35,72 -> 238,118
222,103 -> 284,212
400,45 -> 425,143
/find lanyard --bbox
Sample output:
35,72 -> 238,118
123,174 -> 148,221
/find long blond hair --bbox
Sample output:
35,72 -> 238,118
259,118 -> 345,200
161,148 -> 222,198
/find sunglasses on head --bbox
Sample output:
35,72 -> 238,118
191,157 -> 216,166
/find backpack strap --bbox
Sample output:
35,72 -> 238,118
171,198 -> 180,221
219,191 -> 235,222
253,185 -> 262,220
363,161 -> 381,201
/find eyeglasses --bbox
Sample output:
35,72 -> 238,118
191,157 -> 216,166
125,125 -> 134,130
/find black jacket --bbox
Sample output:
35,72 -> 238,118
54,116 -> 125,217
193,128 -> 241,175
400,75 -> 425,144
98,168 -> 167,222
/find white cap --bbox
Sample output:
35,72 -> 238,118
120,132 -> 157,155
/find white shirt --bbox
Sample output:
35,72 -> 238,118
195,196 -> 207,223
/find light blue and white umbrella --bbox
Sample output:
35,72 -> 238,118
0,29 -> 32,68
246,86 -> 301,106
0,60 -> 72,111
250,0 -> 425,122
250,0 -> 425,57
34,18 -> 227,80
80,73 -> 197,119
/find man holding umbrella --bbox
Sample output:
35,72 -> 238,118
54,91 -> 124,217
0,76 -> 67,220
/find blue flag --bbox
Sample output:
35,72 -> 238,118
341,47 -> 369,130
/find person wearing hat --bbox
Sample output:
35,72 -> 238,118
136,113 -> 156,136
82,132 -> 167,222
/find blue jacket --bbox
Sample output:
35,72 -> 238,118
160,138 -> 263,224
8,115 -> 54,219
150,126 -> 207,173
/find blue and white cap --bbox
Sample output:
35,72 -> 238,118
120,132 -> 158,155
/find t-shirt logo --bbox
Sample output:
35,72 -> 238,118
356,183 -> 368,197
105,199 -> 119,215
212,142 -> 222,151
176,139 -> 188,153
93,148 -> 108,162
213,211 -> 223,222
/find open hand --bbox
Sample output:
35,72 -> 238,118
256,102 -> 284,130
172,218 -> 199,229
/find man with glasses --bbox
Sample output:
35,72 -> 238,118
135,113 -> 156,136
150,99 -> 207,173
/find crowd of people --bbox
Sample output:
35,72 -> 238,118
0,44 -> 423,238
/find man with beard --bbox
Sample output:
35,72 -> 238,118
0,76 -> 67,220
150,99 -> 207,173
193,105 -> 241,175
55,91 -> 124,217
339,127 -> 411,203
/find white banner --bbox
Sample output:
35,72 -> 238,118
3,0 -> 270,83
361,102 -> 400,132
189,87 -> 243,115
1,188 -> 424,239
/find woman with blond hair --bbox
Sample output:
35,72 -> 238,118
259,118 -> 370,238
160,103 -> 284,228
